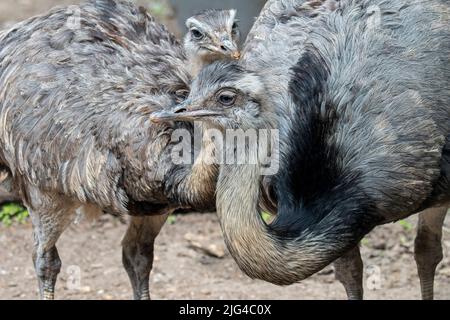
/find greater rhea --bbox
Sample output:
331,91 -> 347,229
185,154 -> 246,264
152,0 -> 450,299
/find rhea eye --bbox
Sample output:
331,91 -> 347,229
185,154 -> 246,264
190,29 -> 204,40
217,91 -> 237,106
232,22 -> 239,34
174,89 -> 189,102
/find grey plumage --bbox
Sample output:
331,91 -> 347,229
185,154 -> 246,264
0,0 -> 222,300
1,0 -> 191,211
152,0 -> 450,298
184,8 -> 240,76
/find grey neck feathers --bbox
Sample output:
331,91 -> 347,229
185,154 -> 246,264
187,52 -> 227,78
216,161 -> 367,285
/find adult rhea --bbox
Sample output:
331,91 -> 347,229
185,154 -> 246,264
152,0 -> 450,299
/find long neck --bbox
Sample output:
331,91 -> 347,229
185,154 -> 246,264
216,161 -> 375,285
188,55 -> 205,78
188,53 -> 223,78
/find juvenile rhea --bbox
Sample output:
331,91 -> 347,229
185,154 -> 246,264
184,9 -> 240,76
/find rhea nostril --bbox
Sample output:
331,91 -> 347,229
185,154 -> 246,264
175,108 -> 187,114
220,45 -> 227,52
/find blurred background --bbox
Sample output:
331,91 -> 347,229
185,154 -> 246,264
0,0 -> 449,300
0,0 -> 266,39
170,0 -> 266,40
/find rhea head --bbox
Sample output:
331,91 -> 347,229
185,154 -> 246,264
151,61 -> 272,130
184,9 -> 241,65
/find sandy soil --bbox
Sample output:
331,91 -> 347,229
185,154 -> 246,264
0,213 -> 449,300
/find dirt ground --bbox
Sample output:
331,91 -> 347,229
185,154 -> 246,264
1,0 -> 449,300
0,213 -> 449,300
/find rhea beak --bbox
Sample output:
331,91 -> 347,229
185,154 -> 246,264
220,39 -> 241,60
150,104 -> 224,123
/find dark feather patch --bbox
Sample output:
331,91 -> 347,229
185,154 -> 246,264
270,49 -> 379,238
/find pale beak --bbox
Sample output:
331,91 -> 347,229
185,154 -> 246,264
150,103 -> 223,123
221,39 -> 241,60
232,51 -> 241,60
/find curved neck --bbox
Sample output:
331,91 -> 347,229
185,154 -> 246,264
216,162 -> 372,285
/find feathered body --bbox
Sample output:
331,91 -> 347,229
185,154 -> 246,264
272,0 -> 450,230
0,0 -> 215,215
233,0 -> 449,284
0,0 -> 219,300
233,0 -> 449,283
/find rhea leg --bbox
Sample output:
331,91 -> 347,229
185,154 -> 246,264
334,245 -> 364,300
122,213 -> 169,300
414,207 -> 447,300
32,241 -> 61,300
30,205 -> 74,300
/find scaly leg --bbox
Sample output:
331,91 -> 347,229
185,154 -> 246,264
122,213 -> 169,300
414,207 -> 447,300
334,245 -> 364,300
30,207 -> 74,300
